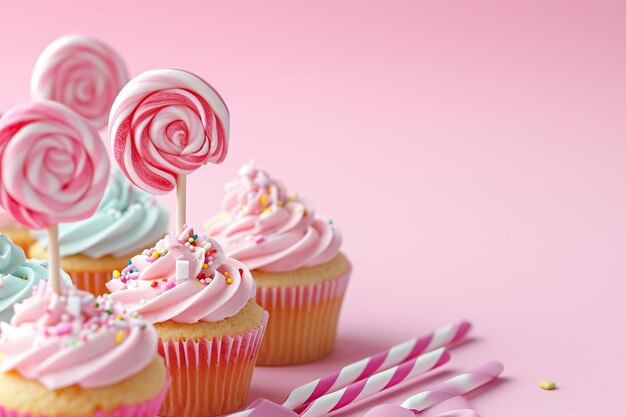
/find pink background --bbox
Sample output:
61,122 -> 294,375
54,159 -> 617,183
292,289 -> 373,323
0,1 -> 623,415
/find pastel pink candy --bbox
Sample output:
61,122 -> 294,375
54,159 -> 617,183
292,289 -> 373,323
421,397 -> 479,417
364,404 -> 416,417
0,100 -> 110,229
31,34 -> 128,130
245,400 -> 298,417
109,68 -> 230,195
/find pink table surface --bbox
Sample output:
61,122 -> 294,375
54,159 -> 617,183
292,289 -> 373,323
0,1 -> 623,415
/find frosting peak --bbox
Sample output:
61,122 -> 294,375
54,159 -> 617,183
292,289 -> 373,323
106,227 -> 255,324
225,160 -> 290,217
0,288 -> 158,390
204,161 -> 342,272
0,235 -> 72,323
35,170 -> 169,258
0,235 -> 26,276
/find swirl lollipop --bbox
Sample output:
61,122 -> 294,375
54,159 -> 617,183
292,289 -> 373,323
109,68 -> 230,233
0,100 -> 110,293
31,34 -> 128,130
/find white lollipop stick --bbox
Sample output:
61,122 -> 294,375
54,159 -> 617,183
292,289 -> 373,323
177,174 -> 187,234
48,225 -> 61,295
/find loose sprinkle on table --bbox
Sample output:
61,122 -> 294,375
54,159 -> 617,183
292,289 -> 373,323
539,380 -> 557,390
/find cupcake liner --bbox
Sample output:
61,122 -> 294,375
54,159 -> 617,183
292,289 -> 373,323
0,377 -> 169,417
256,270 -> 350,366
68,271 -> 111,296
158,312 -> 268,417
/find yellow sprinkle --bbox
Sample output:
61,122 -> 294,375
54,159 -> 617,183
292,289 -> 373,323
194,281 -> 200,285
224,271 -> 230,277
115,316 -> 123,321
116,330 -> 125,344
278,201 -> 284,207
226,278 -> 234,284
539,381 -> 557,390
203,263 -> 209,269
260,207 -> 272,216
113,270 -> 121,279
260,194 -> 268,205
287,197 -> 296,202
152,251 -> 160,259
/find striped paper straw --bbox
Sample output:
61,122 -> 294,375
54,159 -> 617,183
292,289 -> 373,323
283,320 -> 471,410
299,347 -> 451,417
401,361 -> 504,412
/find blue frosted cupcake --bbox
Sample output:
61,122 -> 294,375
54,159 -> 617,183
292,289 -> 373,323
29,170 -> 169,295
0,234 -> 71,323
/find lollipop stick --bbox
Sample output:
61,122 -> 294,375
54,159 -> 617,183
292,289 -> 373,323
47,225 -> 61,295
176,174 -> 187,234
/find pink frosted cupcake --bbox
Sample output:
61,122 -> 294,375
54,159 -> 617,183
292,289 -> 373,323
0,286 -> 168,417
106,226 -> 267,417
205,161 -> 351,365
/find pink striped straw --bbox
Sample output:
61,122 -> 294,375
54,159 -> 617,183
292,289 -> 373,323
282,321 -> 471,410
401,361 -> 504,412
298,347 -> 451,417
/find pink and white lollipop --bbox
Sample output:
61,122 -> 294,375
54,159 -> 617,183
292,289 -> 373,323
109,68 -> 230,232
0,100 -> 110,292
31,35 -> 128,130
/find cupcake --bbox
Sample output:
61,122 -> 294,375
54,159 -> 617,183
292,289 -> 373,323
0,208 -> 35,253
0,234 -> 71,323
0,287 -> 168,417
106,226 -> 267,417
205,161 -> 351,365
29,171 -> 169,295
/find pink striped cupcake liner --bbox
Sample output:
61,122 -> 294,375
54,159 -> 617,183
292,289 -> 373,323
158,312 -> 268,417
256,270 -> 350,365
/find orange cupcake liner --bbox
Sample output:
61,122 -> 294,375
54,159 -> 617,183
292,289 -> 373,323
68,271 -> 111,296
256,271 -> 350,366
158,312 -> 268,417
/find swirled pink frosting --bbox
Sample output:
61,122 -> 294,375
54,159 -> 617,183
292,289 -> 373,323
204,161 -> 342,272
106,226 -> 256,324
0,286 -> 158,390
